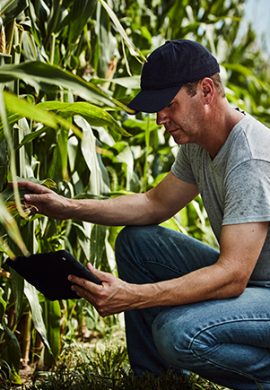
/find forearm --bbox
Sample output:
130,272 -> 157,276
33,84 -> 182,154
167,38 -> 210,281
67,193 -> 162,226
129,262 -> 245,310
67,173 -> 198,226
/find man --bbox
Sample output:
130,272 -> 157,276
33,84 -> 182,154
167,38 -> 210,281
21,40 -> 270,389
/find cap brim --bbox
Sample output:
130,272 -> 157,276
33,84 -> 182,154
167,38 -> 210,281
127,85 -> 181,114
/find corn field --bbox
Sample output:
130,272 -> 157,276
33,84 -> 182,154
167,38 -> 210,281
0,0 -> 270,385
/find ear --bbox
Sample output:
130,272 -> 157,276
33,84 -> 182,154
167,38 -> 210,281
200,78 -> 215,104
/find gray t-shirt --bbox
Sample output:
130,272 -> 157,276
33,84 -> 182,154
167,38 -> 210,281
171,114 -> 270,285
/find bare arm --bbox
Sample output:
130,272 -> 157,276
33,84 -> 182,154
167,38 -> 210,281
141,221 -> 269,305
20,172 -> 198,226
70,221 -> 268,316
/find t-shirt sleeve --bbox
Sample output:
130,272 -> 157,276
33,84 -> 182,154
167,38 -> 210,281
171,145 -> 197,184
223,159 -> 270,225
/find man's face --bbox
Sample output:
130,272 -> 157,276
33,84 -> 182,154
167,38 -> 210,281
156,85 -> 204,145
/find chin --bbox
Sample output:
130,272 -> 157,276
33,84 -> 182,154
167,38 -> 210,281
174,137 -> 189,145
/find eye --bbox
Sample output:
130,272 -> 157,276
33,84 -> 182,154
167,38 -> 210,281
167,101 -> 174,108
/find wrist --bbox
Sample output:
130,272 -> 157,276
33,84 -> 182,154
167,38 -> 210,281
61,197 -> 78,219
130,282 -> 164,310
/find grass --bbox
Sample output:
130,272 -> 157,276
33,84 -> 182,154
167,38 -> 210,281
23,346 -> 227,390
1,334 -> 229,390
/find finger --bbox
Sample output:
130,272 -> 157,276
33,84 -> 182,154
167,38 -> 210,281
24,193 -> 45,204
71,284 -> 111,317
17,181 -> 51,194
87,263 -> 112,280
23,192 -> 55,208
71,284 -> 96,302
68,274 -> 101,293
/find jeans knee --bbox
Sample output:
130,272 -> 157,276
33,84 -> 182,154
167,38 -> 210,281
152,312 -> 187,367
152,308 -> 202,368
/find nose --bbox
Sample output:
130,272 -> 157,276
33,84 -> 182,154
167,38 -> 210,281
156,108 -> 168,125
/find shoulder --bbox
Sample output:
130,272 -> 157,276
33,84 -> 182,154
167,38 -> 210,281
235,115 -> 270,161
223,115 -> 270,176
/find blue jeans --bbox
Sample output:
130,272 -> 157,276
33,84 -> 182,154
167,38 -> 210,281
115,225 -> 270,390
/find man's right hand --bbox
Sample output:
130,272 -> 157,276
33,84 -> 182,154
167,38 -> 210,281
17,181 -> 71,219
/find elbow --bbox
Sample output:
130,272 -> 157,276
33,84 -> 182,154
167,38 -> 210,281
219,282 -> 245,300
227,273 -> 248,297
216,269 -> 248,299
230,281 -> 246,297
143,207 -> 172,226
215,260 -> 250,298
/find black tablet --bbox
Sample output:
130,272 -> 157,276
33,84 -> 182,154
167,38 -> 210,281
7,249 -> 101,300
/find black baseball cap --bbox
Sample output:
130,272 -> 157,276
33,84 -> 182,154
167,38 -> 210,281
128,39 -> 220,113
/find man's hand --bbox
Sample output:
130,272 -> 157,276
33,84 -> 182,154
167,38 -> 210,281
17,181 -> 72,219
68,264 -> 139,316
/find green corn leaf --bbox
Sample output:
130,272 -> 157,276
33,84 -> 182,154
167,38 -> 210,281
24,282 -> 52,354
0,288 -> 7,322
77,115 -> 110,195
57,128 -> 69,181
17,127 -> 50,148
37,101 -> 130,138
104,76 -> 140,89
98,0 -> 145,64
90,224 -> 107,267
0,90 -> 28,219
0,61 -> 131,110
4,93 -> 57,128
0,195 -> 29,255
2,323 -> 21,383
223,62 -> 253,77
0,0 -> 28,21
0,113 -> 21,142
9,269 -> 24,322
67,0 -> 96,45
2,91 -> 83,139
44,300 -> 61,362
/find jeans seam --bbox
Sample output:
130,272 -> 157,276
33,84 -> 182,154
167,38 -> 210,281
188,317 -> 270,383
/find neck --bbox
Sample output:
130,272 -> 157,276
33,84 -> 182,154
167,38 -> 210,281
200,100 -> 245,158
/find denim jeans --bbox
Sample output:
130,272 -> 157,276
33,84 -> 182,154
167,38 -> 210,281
115,225 -> 270,390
